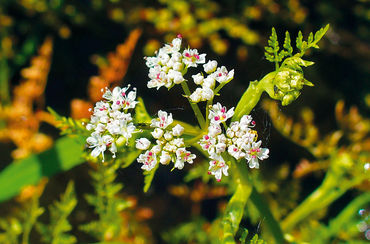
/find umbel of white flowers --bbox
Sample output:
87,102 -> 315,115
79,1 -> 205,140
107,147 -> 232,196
199,103 -> 269,181
145,35 -> 234,103
85,36 -> 269,182
136,110 -> 196,171
85,85 -> 138,162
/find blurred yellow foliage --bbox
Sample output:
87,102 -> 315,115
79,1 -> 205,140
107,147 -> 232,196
169,181 -> 227,215
0,37 -> 54,159
70,29 -> 142,120
263,99 -> 369,184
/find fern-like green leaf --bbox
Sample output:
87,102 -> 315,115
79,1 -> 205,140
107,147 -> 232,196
264,27 -> 281,66
80,162 -> 131,241
47,107 -> 89,136
296,30 -> 303,52
313,24 -> 330,47
283,31 -> 293,56
37,181 -> 77,244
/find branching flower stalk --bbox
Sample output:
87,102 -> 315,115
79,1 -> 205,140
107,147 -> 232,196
84,25 -> 330,243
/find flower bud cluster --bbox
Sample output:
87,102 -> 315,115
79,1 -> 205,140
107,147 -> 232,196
273,67 -> 304,106
145,36 -> 206,90
136,110 -> 196,171
85,85 -> 138,162
199,103 -> 269,181
189,61 -> 234,103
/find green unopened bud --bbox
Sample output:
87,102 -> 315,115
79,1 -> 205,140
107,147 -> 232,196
116,136 -> 126,146
282,91 -> 300,106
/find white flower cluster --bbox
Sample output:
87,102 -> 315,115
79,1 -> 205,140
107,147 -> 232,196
199,103 -> 269,181
85,85 -> 138,162
136,110 -> 196,171
145,36 -> 234,104
189,61 -> 234,103
145,36 -> 206,90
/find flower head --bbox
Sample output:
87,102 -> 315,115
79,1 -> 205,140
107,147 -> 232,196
151,110 -> 173,129
137,150 -> 158,171
182,48 -> 206,67
209,103 -> 234,124
208,153 -> 229,181
245,140 -> 269,169
85,85 -> 138,161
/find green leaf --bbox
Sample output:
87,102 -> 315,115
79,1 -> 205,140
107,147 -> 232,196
0,136 -> 86,202
134,97 -> 152,123
117,148 -> 141,168
307,32 -> 314,44
264,27 -> 282,65
143,163 -> 159,192
283,31 -> 293,56
37,181 -> 77,244
47,107 -> 89,136
296,31 -> 303,51
313,24 -> 330,45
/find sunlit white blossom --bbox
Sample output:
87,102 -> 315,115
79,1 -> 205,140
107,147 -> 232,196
87,133 -> 115,162
209,103 -> 234,124
192,73 -> 204,85
189,88 -> 202,103
203,60 -> 217,74
208,153 -> 229,181
152,128 -> 164,139
85,85 -> 138,161
162,37 -> 182,53
214,66 -> 234,83
160,151 -> 172,165
136,138 -> 151,150
151,110 -> 173,129
172,124 -> 184,136
182,48 -> 206,67
174,148 -> 196,169
202,74 -> 216,88
244,140 -> 269,169
137,150 -> 157,171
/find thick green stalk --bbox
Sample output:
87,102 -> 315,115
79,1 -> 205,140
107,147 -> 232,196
232,72 -> 276,121
313,192 -> 370,243
282,153 -> 367,232
282,177 -> 364,232
181,81 -> 206,129
222,161 -> 252,243
250,189 -> 286,243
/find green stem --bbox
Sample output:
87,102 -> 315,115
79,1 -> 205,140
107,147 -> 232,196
314,192 -> 370,243
181,81 -> 206,129
222,160 -> 252,244
232,72 -> 276,121
250,188 -> 286,243
281,152 -> 366,232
